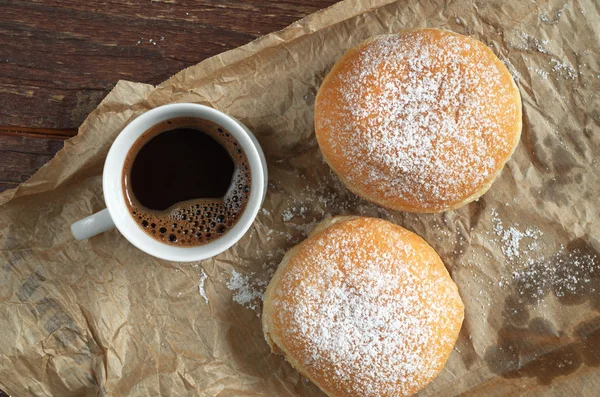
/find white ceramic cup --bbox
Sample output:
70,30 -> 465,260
71,103 -> 267,262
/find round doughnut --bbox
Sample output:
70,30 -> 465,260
315,29 -> 522,213
262,216 -> 464,397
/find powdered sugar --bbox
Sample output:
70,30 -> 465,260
515,248 -> 598,299
491,208 -> 542,260
550,58 -> 577,80
227,270 -> 266,311
540,3 -> 568,24
515,31 -> 550,54
316,30 -> 519,210
513,28 -> 579,82
282,206 -> 308,222
198,268 -> 209,303
488,209 -> 599,305
281,209 -> 294,222
530,67 -> 549,80
527,58 -> 578,81
503,246 -> 599,305
271,218 -> 462,396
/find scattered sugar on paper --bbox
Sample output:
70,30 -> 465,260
491,208 -> 542,260
265,247 -> 286,266
527,66 -> 549,80
514,31 -> 550,54
282,205 -> 308,222
282,209 -> 293,222
198,268 -> 209,303
290,219 -> 320,237
540,3 -> 568,24
550,58 -> 577,80
490,209 -> 600,304
507,247 -> 599,304
527,58 -> 577,82
536,68 -> 549,80
502,57 -> 521,82
227,270 -> 266,311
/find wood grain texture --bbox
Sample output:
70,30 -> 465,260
0,0 -> 338,198
0,0 -> 338,130
0,130 -> 66,187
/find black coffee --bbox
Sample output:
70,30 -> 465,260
122,117 -> 252,247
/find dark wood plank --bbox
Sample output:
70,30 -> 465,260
0,0 -> 338,131
0,131 -> 66,189
0,126 -> 76,137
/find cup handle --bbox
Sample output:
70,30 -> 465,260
71,208 -> 115,240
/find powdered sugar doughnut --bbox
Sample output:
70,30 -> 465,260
315,29 -> 522,212
262,216 -> 464,397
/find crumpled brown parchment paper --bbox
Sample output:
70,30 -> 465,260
1,0 -> 599,396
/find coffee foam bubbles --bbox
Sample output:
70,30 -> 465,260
125,117 -> 252,247
130,163 -> 251,246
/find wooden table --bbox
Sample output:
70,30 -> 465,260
0,0 -> 338,194
0,1 -> 337,395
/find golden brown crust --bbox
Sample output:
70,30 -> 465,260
262,216 -> 464,397
315,29 -> 522,213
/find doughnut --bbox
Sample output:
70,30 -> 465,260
262,216 -> 464,397
315,29 -> 522,212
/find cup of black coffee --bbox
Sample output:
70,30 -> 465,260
71,103 -> 267,262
